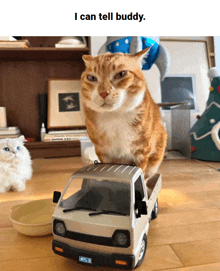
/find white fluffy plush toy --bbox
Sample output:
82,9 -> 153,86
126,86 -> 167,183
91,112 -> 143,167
0,136 -> 32,192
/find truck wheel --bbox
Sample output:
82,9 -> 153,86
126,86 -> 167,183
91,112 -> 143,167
135,235 -> 147,268
151,198 -> 158,220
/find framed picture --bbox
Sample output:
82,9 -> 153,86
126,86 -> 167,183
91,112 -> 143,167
161,74 -> 197,112
48,79 -> 85,129
0,107 -> 7,128
160,39 -> 210,116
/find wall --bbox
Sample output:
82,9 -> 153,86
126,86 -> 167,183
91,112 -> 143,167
214,36 -> 220,72
91,36 -> 107,55
0,36 -> 16,41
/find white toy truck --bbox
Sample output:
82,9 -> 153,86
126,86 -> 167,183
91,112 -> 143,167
52,162 -> 162,269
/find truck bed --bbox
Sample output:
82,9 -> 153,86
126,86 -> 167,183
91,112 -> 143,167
146,173 -> 162,216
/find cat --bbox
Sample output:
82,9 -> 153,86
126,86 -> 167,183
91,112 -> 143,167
0,135 -> 32,192
81,48 -> 167,179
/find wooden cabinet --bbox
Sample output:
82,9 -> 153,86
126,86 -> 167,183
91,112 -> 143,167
0,37 -> 91,159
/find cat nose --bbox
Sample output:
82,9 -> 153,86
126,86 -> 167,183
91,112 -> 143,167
99,92 -> 109,99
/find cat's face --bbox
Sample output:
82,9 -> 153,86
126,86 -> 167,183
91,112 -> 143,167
81,48 -> 150,112
0,136 -> 29,162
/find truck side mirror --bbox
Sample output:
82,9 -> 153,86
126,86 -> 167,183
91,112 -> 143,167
53,191 -> 61,203
137,201 -> 147,218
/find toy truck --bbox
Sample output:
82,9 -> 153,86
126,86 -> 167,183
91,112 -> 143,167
52,162 -> 162,269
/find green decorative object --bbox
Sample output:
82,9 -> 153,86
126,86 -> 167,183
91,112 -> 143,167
190,67 -> 220,161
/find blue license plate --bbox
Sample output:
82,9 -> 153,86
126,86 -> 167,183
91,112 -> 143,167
79,256 -> 92,264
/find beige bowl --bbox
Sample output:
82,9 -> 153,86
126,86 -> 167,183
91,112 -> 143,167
10,199 -> 56,236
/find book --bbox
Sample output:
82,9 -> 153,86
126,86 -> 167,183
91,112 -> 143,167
48,129 -> 87,135
0,127 -> 20,135
0,40 -> 31,48
0,131 -> 20,136
0,126 -> 19,131
0,134 -> 20,139
43,133 -> 88,142
55,43 -> 87,48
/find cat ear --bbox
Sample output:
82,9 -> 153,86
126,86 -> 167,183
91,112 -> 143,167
18,135 -> 27,144
82,55 -> 94,66
133,47 -> 151,67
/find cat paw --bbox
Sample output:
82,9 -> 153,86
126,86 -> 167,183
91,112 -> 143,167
83,146 -> 100,166
144,166 -> 159,180
11,181 -> 26,192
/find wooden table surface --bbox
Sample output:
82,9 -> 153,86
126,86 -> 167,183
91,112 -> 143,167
1,157 -> 220,271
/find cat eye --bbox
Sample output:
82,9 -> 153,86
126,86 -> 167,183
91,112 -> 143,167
3,147 -> 10,151
87,75 -> 97,82
114,70 -> 127,80
17,146 -> 21,150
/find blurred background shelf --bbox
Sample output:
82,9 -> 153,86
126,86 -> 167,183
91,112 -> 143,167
25,141 -> 81,159
0,47 -> 90,60
0,37 -> 91,159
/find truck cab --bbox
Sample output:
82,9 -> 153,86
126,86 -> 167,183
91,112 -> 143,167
52,163 -> 161,269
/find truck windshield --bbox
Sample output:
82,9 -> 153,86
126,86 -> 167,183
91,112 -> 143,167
60,178 -> 130,216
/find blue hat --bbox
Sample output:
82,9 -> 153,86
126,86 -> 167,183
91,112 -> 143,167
98,36 -> 170,81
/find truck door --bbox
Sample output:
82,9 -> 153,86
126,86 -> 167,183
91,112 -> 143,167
133,175 -> 149,258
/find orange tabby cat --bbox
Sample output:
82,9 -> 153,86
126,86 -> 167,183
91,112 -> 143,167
81,48 -> 167,178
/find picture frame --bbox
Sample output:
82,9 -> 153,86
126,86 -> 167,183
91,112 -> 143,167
160,37 -> 211,68
47,79 -> 85,129
0,107 -> 7,128
160,39 -> 210,119
161,74 -> 198,112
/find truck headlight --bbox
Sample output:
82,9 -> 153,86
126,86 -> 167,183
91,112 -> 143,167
53,220 -> 66,236
115,232 -> 127,246
113,230 -> 130,247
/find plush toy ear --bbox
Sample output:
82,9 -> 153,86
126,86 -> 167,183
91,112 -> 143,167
82,55 -> 94,66
18,135 -> 27,144
133,47 -> 151,67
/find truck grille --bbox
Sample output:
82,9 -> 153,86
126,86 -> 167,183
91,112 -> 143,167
53,219 -> 130,248
65,230 -> 114,246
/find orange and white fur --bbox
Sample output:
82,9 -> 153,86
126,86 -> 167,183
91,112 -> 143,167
81,48 -> 167,179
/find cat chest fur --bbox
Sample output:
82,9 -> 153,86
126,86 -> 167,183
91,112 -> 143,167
96,111 -> 138,160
